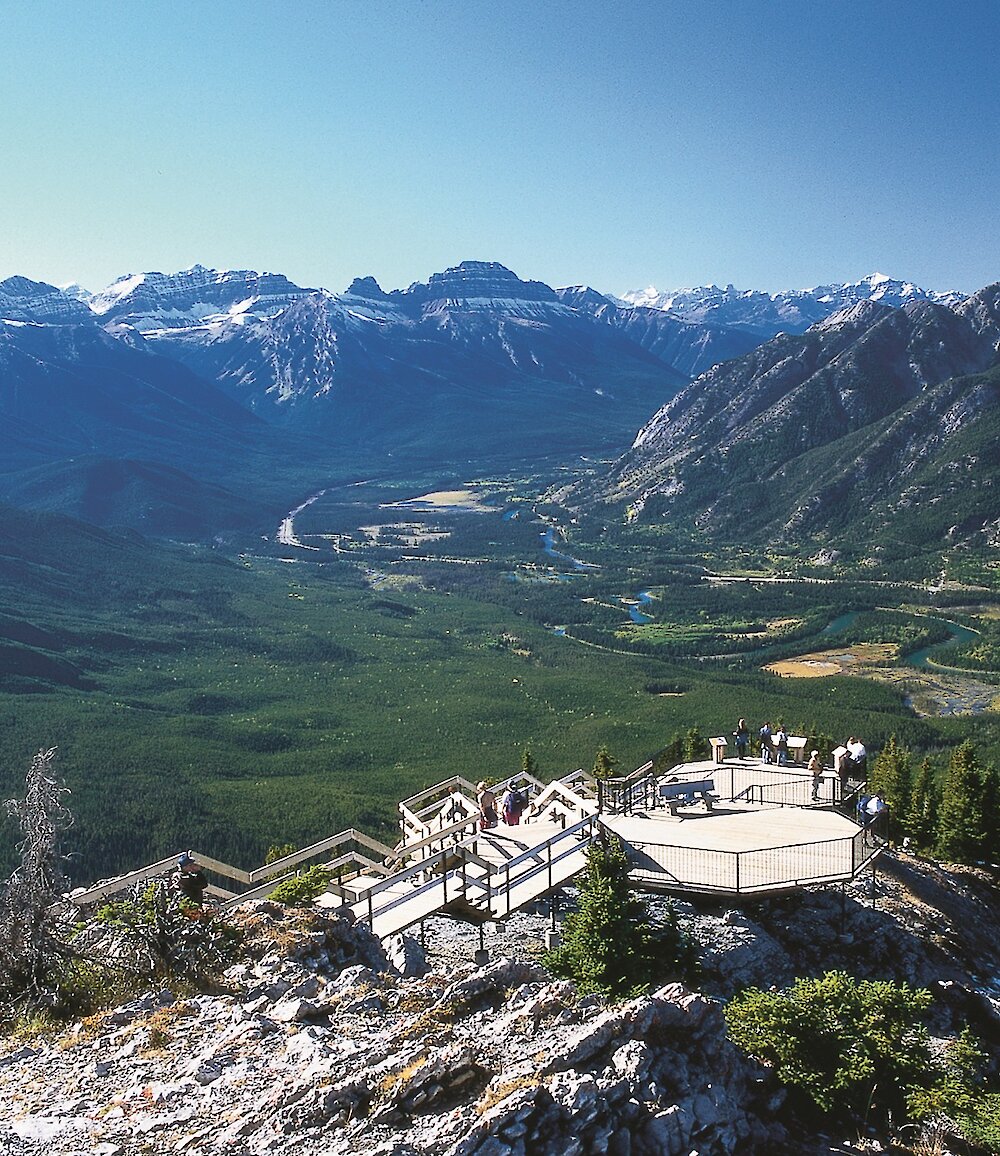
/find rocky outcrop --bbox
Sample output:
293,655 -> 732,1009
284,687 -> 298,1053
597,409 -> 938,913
4,856 -> 1000,1156
0,900 -> 781,1156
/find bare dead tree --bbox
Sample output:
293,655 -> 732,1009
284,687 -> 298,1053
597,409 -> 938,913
0,746 -> 77,1010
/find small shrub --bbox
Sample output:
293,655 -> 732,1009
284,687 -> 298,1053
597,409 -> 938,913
544,836 -> 695,1000
268,866 -> 332,906
725,971 -> 995,1137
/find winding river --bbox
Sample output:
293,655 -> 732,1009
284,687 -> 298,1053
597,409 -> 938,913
822,610 -> 980,670
539,526 -> 599,572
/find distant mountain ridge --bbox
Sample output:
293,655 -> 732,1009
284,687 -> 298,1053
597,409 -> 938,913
575,284 -> 1000,553
88,264 -> 316,327
0,258 -> 988,546
0,260 -> 698,534
619,273 -> 967,340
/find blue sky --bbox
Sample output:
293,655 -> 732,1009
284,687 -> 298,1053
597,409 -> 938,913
2,1 -> 998,296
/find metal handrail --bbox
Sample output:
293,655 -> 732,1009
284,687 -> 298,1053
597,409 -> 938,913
494,816 -> 596,916
69,827 -> 397,909
626,823 -> 886,896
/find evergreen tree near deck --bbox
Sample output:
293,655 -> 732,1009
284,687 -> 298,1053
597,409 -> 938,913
544,835 -> 693,999
682,726 -> 707,762
935,741 -> 988,865
592,745 -> 617,780
868,736 -> 912,835
521,747 -> 539,778
905,757 -> 939,851
654,734 -> 685,772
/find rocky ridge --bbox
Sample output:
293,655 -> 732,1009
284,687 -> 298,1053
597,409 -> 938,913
0,903 -> 774,1156
3,853 -> 1000,1156
580,283 -> 1000,547
619,274 -> 968,340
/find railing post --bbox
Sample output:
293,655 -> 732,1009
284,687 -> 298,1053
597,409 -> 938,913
441,850 -> 448,906
367,886 -> 374,927
505,861 -> 511,916
547,839 -> 553,893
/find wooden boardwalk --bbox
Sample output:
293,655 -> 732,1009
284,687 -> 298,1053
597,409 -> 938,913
68,757 -> 882,939
330,820 -> 593,940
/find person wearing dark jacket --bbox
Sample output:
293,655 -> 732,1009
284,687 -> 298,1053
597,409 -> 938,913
171,851 -> 208,906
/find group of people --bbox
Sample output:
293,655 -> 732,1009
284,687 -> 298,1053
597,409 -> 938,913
845,736 -> 868,774
167,780 -> 533,914
731,721 -> 873,806
736,719 -> 792,766
476,781 -> 529,830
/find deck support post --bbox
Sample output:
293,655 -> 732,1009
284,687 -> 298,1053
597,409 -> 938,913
544,891 -> 560,949
474,923 -> 488,967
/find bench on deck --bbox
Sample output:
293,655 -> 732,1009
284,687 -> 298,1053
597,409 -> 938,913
659,778 -> 716,816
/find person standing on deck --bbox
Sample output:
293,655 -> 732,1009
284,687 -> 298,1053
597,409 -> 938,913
774,724 -> 789,766
808,750 -> 822,800
476,781 -> 498,830
846,736 -> 868,775
733,719 -> 750,760
758,722 -> 774,764
501,784 -> 527,825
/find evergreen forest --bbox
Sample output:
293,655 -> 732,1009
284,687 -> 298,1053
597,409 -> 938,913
1,468 -> 999,884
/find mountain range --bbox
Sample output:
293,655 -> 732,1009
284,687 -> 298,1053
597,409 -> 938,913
577,284 -> 1000,556
0,259 -> 991,548
619,273 -> 967,339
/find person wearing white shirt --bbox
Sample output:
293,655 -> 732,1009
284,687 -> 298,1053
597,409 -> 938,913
846,736 -> 867,774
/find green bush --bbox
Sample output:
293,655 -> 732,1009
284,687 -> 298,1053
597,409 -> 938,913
725,971 -> 989,1135
268,865 -> 332,906
544,836 -> 695,999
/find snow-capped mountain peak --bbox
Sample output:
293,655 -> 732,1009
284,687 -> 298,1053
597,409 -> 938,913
86,266 -> 316,330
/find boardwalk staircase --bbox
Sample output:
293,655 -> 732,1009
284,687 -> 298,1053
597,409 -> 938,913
68,770 -> 603,943
336,770 -> 600,938
67,758 -> 882,938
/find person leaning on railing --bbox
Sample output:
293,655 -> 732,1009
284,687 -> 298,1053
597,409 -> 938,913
170,851 -> 208,908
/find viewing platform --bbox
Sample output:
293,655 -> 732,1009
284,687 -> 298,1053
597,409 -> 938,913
68,752 -> 884,942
